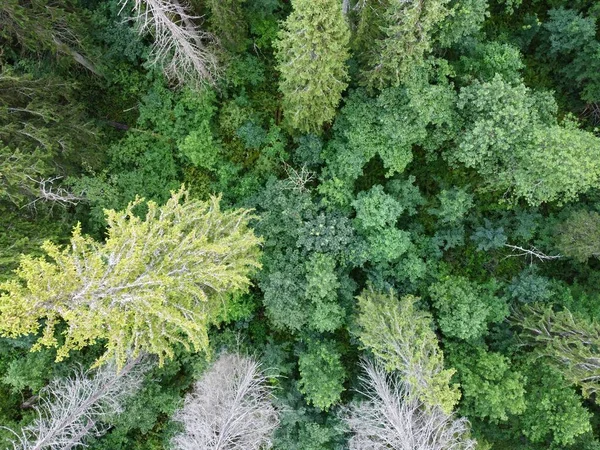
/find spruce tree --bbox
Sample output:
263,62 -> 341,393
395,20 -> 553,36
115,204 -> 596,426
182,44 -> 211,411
275,0 -> 350,133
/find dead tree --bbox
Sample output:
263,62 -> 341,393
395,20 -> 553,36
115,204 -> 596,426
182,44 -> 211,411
120,0 -> 220,87
342,360 -> 477,450
7,357 -> 147,450
172,353 -> 279,450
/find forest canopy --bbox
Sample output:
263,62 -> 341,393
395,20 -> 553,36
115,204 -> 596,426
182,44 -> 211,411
2,0 -> 600,448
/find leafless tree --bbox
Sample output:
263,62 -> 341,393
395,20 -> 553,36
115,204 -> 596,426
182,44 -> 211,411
282,162 -> 315,193
6,357 -> 148,450
342,360 -> 477,450
120,0 -> 220,88
22,176 -> 85,211
172,353 -> 279,450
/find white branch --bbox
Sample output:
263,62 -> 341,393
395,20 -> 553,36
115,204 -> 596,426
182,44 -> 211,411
172,353 -> 279,450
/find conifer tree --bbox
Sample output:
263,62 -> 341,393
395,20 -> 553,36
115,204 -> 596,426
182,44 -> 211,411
0,187 -> 262,367
514,305 -> 600,400
356,0 -> 449,90
274,0 -> 350,133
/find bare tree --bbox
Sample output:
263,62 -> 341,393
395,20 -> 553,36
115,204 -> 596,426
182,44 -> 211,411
172,353 -> 279,450
342,360 -> 477,450
120,0 -> 220,88
6,357 -> 147,450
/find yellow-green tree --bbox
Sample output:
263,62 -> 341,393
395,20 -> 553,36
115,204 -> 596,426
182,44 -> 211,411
356,288 -> 460,414
274,0 -> 350,133
0,187 -> 262,367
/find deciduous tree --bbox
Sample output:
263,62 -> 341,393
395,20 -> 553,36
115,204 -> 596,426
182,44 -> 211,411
341,359 -> 476,450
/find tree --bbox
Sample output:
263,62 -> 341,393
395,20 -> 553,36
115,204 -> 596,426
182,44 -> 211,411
514,304 -> 600,400
171,352 -> 279,450
274,0 -> 350,132
555,210 -> 600,262
446,344 -> 526,423
453,75 -> 600,205
341,359 -> 476,450
429,276 -> 508,341
7,357 -> 147,450
0,71 -> 99,207
121,0 -> 220,87
298,339 -> 346,411
0,187 -> 262,367
355,0 -> 449,89
356,289 -> 460,413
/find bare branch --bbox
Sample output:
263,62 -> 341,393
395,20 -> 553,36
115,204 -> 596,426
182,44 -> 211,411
120,0 -> 220,88
172,353 -> 279,450
282,163 -> 315,193
341,360 -> 477,450
503,243 -> 562,265
7,357 -> 148,450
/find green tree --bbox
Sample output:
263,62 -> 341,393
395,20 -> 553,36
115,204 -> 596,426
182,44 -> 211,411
274,0 -> 350,132
447,344 -> 526,423
0,187 -> 262,367
356,0 -> 448,89
298,339 -> 346,411
556,210 -> 600,262
429,276 -> 508,341
356,289 -> 460,413
514,304 -> 600,400
453,75 -> 600,205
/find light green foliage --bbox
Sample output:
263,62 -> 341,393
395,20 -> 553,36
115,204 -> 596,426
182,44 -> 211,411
436,0 -> 489,47
447,344 -> 526,422
298,339 -> 346,410
352,185 -> 411,262
515,305 -> 600,400
353,185 -> 403,231
453,75 -> 600,205
358,0 -> 449,89
429,187 -> 474,224
556,210 -> 600,262
305,253 -> 343,333
429,276 -> 508,340
320,81 -> 456,205
0,187 -> 262,367
519,361 -> 592,447
356,289 -> 460,413
275,0 -> 350,132
456,41 -> 524,84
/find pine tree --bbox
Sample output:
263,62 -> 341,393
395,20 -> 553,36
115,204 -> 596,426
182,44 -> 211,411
274,0 -> 350,133
0,187 -> 262,367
